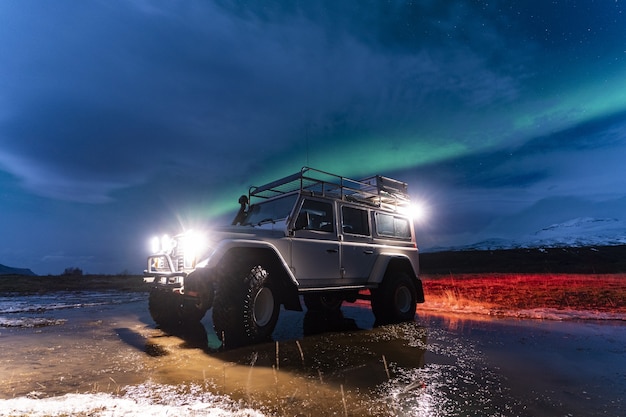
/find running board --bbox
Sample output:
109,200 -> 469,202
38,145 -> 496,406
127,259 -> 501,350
298,285 -> 375,293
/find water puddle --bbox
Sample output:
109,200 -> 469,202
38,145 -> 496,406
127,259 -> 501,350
0,292 -> 624,416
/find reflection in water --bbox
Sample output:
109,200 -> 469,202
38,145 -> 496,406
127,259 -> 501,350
5,292 -> 622,416
302,308 -> 360,335
145,310 -> 429,416
156,320 -> 214,351
144,309 -> 625,417
145,308 -> 524,416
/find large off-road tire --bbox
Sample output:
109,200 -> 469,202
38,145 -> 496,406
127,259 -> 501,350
148,288 -> 178,325
179,295 -> 209,322
148,288 -> 207,326
303,293 -> 343,312
371,270 -> 417,325
181,268 -> 214,322
212,264 -> 279,348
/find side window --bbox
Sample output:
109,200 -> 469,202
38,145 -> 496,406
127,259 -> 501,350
341,206 -> 370,236
394,217 -> 411,238
375,213 -> 411,239
295,199 -> 335,233
376,213 -> 394,236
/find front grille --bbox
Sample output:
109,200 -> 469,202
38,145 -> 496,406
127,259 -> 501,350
149,255 -> 171,273
173,240 -> 185,271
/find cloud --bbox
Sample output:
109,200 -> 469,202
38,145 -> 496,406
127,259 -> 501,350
481,195 -> 626,239
0,152 -> 129,203
0,0 -> 531,206
1,1 -> 626,273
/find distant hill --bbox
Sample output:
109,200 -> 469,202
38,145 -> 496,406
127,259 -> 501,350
419,245 -> 626,274
0,264 -> 37,276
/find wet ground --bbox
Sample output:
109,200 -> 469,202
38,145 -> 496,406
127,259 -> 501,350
0,291 -> 624,416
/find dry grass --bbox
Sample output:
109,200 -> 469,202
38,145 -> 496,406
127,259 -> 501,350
0,274 -> 146,293
421,273 -> 626,315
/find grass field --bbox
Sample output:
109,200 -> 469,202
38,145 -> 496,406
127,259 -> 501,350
2,270 -> 625,320
419,245 -> 626,274
421,273 -> 626,318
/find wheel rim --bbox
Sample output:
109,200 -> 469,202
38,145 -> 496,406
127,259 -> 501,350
253,287 -> 275,327
395,286 -> 412,314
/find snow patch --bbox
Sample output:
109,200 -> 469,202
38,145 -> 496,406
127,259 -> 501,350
0,382 -> 266,417
0,317 -> 66,328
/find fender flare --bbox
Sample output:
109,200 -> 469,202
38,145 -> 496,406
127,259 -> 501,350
368,253 -> 419,284
198,239 -> 299,287
198,239 -> 301,311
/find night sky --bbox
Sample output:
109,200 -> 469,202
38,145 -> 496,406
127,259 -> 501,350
2,1 -> 626,275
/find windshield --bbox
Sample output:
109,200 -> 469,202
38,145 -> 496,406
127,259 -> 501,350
242,194 -> 298,226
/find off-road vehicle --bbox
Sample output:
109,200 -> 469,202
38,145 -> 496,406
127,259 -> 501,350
144,167 -> 424,347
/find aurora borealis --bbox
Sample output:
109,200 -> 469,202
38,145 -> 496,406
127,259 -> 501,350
2,1 -> 626,274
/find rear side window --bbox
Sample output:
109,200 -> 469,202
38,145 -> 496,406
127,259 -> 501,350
375,213 -> 411,239
341,206 -> 369,236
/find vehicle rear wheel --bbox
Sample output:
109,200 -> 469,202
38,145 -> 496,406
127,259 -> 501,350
371,270 -> 417,325
213,264 -> 280,348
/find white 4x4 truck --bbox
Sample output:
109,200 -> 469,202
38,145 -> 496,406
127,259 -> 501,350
144,167 -> 424,347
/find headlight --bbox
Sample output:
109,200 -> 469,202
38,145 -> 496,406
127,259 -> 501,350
180,230 -> 208,266
398,201 -> 428,223
149,234 -> 176,254
161,234 -> 175,252
150,236 -> 160,254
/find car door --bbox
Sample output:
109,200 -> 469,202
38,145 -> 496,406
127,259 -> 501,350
289,198 -> 341,286
339,205 -> 377,284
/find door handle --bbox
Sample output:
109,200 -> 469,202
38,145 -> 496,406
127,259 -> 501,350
363,250 -> 374,255
326,249 -> 338,253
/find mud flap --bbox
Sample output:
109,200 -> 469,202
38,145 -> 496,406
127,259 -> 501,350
415,278 -> 425,303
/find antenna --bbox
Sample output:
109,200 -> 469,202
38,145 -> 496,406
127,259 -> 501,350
305,124 -> 310,166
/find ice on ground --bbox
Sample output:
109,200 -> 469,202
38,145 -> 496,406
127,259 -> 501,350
0,317 -> 66,327
0,292 -> 145,315
0,382 -> 266,417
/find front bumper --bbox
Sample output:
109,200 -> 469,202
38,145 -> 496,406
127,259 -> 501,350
143,271 -> 187,286
144,254 -> 189,286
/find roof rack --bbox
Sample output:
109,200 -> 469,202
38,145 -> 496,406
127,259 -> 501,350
249,167 -> 410,210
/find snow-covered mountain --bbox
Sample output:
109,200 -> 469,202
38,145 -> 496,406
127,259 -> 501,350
432,217 -> 626,252
530,217 -> 626,246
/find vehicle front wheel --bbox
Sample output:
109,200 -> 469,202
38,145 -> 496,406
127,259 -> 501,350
148,288 -> 176,326
148,288 -> 208,326
371,271 -> 417,325
213,265 -> 280,348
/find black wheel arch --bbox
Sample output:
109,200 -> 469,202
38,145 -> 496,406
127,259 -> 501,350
218,247 -> 302,312
383,257 -> 424,304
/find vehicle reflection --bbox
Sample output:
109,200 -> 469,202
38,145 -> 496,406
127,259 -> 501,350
302,308 -> 361,335
149,309 -> 427,391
